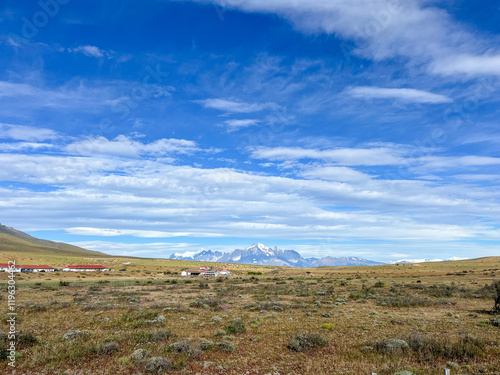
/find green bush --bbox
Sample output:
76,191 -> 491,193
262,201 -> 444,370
320,323 -> 335,330
226,318 -> 246,334
218,340 -> 235,352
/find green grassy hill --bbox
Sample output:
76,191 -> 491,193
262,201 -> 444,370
0,223 -> 107,259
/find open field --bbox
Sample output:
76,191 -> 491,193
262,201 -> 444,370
1,253 -> 499,375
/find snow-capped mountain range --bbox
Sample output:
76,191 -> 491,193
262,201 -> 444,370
170,243 -> 383,267
389,256 -> 469,264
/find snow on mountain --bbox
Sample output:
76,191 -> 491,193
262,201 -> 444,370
309,256 -> 382,267
170,249 -> 223,262
169,243 -> 382,267
390,256 -> 468,264
447,256 -> 469,261
172,250 -> 202,259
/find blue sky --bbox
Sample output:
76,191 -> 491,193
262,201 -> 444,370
1,0 -> 500,262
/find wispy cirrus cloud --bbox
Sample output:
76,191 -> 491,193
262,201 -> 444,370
249,146 -> 404,166
69,45 -> 107,58
222,119 -> 260,132
417,155 -> 500,171
66,227 -> 224,238
300,166 -> 373,182
195,98 -> 277,113
186,0 -> 500,78
345,86 -> 452,104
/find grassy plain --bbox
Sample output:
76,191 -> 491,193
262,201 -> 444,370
0,248 -> 499,375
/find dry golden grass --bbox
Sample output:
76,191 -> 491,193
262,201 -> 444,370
0,256 -> 499,374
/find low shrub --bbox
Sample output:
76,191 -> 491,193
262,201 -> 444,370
190,296 -> 221,310
320,323 -> 335,330
288,333 -> 329,352
373,338 -> 409,354
134,329 -> 175,343
376,295 -> 452,307
62,330 -> 84,341
168,339 -> 202,358
99,341 -> 119,355
211,316 -> 222,323
130,348 -> 148,364
406,333 -> 485,361
370,333 -> 486,361
145,356 -> 171,374
218,340 -> 235,352
17,332 -> 39,348
226,318 -> 246,334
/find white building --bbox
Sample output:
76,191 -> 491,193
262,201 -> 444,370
62,265 -> 109,272
0,263 -> 20,272
20,265 -> 56,272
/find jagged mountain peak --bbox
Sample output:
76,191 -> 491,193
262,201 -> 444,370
170,244 -> 382,268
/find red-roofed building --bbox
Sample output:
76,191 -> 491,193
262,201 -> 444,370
61,265 -> 109,272
20,265 -> 57,272
0,263 -> 20,272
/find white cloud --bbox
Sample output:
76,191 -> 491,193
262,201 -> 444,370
418,156 -> 500,170
452,174 -> 500,181
66,227 -> 223,238
186,0 -> 499,78
0,142 -> 56,152
223,119 -> 260,132
70,45 -> 106,58
345,86 -> 452,104
1,134 -> 500,257
0,80 -> 120,112
301,166 -> 373,182
0,123 -> 60,141
195,98 -> 276,113
250,146 -> 404,166
69,241 -> 197,257
0,81 -> 37,98
66,135 -> 202,158
432,54 -> 500,76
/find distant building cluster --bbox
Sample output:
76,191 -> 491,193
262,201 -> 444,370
180,266 -> 231,277
0,263 -> 109,272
